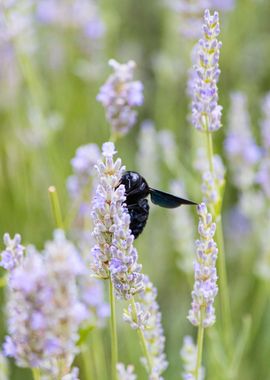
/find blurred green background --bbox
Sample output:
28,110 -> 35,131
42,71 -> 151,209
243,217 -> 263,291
1,0 -> 270,379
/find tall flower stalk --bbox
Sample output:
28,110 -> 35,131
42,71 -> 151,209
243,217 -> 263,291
90,142 -> 167,379
190,9 -> 232,350
187,203 -> 218,380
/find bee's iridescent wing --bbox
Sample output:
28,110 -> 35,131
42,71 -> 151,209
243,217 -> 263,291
149,188 -> 197,208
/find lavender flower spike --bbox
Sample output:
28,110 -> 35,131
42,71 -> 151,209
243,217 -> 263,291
191,10 -> 222,132
3,230 -> 88,377
91,142 -> 144,299
188,203 -> 218,327
180,336 -> 205,380
0,233 -> 25,271
97,59 -> 144,137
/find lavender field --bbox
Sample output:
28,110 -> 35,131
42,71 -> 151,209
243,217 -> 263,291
0,1 -> 270,379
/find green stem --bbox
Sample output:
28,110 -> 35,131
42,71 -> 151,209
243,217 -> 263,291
131,298 -> 152,373
82,344 -> 94,380
195,320 -> 205,380
109,278 -> 118,380
48,186 -> 64,229
205,128 -> 233,353
92,330 -> 108,380
32,368 -> 41,380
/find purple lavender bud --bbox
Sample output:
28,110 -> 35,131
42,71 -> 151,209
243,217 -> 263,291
187,203 -> 218,328
97,60 -> 144,137
225,92 -> 261,190
90,142 -> 144,299
117,363 -> 137,380
0,233 -> 24,271
190,10 -> 222,133
3,230 -> 88,376
123,276 -> 168,378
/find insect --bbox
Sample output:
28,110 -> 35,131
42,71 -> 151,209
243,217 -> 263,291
119,171 -> 197,239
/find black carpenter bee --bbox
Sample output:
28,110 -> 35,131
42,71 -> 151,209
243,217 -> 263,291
119,171 -> 197,239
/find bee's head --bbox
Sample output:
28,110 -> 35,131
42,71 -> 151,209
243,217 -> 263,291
119,171 -> 149,200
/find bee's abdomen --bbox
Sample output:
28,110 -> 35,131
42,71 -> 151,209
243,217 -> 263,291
127,199 -> 149,239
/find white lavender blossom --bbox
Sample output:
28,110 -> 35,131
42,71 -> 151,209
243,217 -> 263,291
191,10 -> 222,133
97,60 -> 144,137
3,230 -> 88,377
117,363 -> 137,380
0,233 -> 24,271
90,142 -> 144,299
188,203 -> 218,327
123,276 -> 168,379
180,336 -> 204,380
225,92 -> 261,190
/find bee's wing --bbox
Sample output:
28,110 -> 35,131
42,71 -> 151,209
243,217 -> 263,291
149,188 -> 197,208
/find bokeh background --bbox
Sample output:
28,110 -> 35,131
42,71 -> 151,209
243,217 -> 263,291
1,0 -> 270,379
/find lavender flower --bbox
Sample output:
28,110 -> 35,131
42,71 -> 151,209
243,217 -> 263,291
117,363 -> 137,380
67,143 -> 100,202
188,203 -> 218,327
3,230 -> 88,376
97,60 -> 144,137
90,142 -> 144,299
123,276 -> 168,379
0,233 -> 24,271
225,92 -> 261,190
180,336 -> 204,380
190,10 -> 222,133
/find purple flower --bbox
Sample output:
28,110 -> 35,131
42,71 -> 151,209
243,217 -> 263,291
90,142 -> 144,299
97,60 -> 144,137
0,233 -> 24,271
190,10 -> 222,132
3,230 -> 88,376
187,203 -> 218,328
